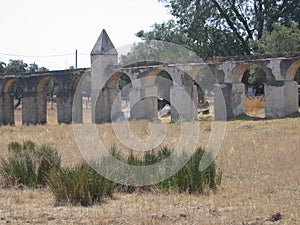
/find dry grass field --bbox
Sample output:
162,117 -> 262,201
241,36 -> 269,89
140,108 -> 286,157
0,103 -> 299,224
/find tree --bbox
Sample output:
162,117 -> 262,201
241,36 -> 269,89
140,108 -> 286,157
248,23 -> 300,89
137,0 -> 300,57
0,61 -> 6,74
4,60 -> 28,74
0,60 -> 49,75
253,23 -> 300,54
27,62 -> 39,73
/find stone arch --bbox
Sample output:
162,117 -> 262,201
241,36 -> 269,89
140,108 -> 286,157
36,76 -> 52,92
72,73 -> 85,90
285,59 -> 300,107
107,71 -> 133,107
233,62 -> 274,83
36,76 -> 58,124
105,71 -> 132,88
286,59 -> 300,81
93,71 -> 134,123
1,78 -> 17,125
21,75 -> 52,125
2,78 -> 17,92
149,66 -> 198,122
242,64 -> 267,118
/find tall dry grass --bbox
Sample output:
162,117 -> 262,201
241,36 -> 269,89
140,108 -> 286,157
1,101 -> 300,224
245,96 -> 265,112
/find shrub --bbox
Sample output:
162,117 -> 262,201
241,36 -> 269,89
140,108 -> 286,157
112,146 -> 222,194
0,141 -> 61,188
47,164 -> 115,206
159,148 -> 222,194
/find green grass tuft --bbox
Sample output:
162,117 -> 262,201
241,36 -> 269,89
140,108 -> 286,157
0,141 -> 61,188
47,164 -> 115,206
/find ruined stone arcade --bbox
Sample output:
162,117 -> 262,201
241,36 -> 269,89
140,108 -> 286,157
0,29 -> 299,125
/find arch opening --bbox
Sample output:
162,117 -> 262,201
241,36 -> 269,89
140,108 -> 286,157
194,67 -> 216,119
2,79 -> 18,125
93,71 -> 133,123
117,73 -> 132,121
35,76 -> 55,125
76,73 -> 91,123
44,78 -> 59,125
154,70 -> 173,123
242,64 -> 267,118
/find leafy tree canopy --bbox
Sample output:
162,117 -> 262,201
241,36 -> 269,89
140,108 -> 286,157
136,0 -> 300,57
0,59 -> 49,75
253,23 -> 300,54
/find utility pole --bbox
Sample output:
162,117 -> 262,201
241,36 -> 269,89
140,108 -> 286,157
75,49 -> 78,69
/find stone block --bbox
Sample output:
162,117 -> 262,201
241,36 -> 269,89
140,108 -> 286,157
130,87 -> 158,120
170,85 -> 198,122
93,88 -> 121,123
265,80 -> 298,118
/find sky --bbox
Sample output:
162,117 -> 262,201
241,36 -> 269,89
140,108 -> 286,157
0,0 -> 172,70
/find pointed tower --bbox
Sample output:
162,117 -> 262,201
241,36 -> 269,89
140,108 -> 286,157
91,29 -> 118,56
91,29 -> 118,123
91,29 -> 118,89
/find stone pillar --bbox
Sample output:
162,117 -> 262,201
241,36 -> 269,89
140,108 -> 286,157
231,83 -> 245,116
72,91 -> 83,124
170,85 -> 198,122
94,87 -> 121,123
213,82 -> 245,120
37,92 -> 47,124
56,90 -> 74,124
130,87 -> 158,120
213,83 -> 233,120
2,92 -> 15,125
22,91 -> 47,125
265,80 -> 298,118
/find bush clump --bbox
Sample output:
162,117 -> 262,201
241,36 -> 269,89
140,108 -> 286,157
0,141 -> 61,188
112,146 -> 222,194
0,141 -> 222,206
47,164 -> 115,206
159,148 -> 222,194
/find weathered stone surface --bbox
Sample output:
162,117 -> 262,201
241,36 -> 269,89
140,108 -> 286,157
91,29 -> 118,56
93,88 -> 121,123
170,85 -> 198,122
130,87 -> 158,120
231,82 -> 245,117
214,83 -> 233,120
22,91 -> 47,125
265,80 -> 298,118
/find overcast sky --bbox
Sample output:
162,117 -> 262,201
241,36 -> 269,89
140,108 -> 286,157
0,0 -> 172,70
